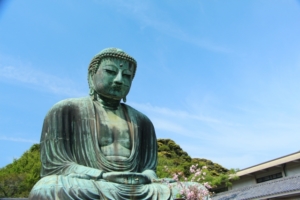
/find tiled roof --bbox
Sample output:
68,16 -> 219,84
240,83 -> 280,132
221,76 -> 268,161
212,174 -> 300,200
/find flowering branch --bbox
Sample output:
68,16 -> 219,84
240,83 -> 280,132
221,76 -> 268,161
164,164 -> 212,200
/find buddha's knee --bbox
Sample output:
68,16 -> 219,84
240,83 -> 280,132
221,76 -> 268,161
29,175 -> 59,199
29,175 -> 100,200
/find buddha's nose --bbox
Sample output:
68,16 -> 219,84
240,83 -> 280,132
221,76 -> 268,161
113,72 -> 123,85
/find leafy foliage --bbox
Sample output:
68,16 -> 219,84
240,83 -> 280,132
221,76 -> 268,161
0,144 -> 41,198
0,139 -> 237,197
157,139 -> 192,178
157,139 -> 238,188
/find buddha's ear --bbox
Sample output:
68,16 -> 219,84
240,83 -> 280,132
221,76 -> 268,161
88,72 -> 94,84
88,72 -> 97,100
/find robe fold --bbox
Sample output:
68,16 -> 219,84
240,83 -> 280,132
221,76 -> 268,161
29,97 -> 172,200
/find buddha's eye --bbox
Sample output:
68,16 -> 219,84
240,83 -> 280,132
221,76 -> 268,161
123,70 -> 132,79
123,74 -> 131,79
104,69 -> 117,75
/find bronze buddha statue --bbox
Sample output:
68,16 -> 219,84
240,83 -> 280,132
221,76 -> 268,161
29,48 -> 171,199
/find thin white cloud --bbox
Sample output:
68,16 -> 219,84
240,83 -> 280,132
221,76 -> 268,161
129,102 -> 233,143
180,143 -> 253,169
129,100 -> 300,169
152,118 -> 187,134
208,155 -> 258,170
0,136 -> 38,143
0,65 -> 85,97
130,102 -> 221,124
151,117 -> 203,139
95,0 -> 231,53
130,102 -> 245,139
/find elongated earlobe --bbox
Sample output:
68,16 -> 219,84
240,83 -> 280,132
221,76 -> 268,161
123,96 -> 127,103
94,93 -> 98,101
88,73 -> 97,101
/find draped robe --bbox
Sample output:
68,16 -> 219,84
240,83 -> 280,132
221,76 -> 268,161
29,97 -> 172,199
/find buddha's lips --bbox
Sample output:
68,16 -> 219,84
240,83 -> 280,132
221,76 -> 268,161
111,85 -> 129,90
110,86 -> 123,91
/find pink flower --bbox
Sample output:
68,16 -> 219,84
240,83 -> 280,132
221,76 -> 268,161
163,164 -> 211,200
195,171 -> 201,176
204,182 -> 212,189
172,174 -> 178,181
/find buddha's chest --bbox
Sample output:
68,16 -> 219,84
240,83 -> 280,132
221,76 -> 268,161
95,105 -> 132,158
98,117 -> 131,148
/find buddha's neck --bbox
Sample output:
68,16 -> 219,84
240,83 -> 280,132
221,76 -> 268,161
97,94 -> 120,110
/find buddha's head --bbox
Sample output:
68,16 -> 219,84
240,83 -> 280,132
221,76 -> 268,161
88,48 -> 137,102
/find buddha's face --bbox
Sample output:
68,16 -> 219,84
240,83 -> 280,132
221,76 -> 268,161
92,58 -> 134,100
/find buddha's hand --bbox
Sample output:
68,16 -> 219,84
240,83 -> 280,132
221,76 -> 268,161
67,173 -> 92,179
102,172 -> 151,185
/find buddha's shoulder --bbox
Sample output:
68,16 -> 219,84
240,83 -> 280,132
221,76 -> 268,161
49,96 -> 92,111
122,103 -> 152,123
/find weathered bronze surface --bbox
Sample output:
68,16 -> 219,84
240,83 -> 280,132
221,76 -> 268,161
28,48 -> 175,199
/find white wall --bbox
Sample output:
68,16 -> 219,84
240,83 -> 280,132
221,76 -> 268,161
286,162 -> 300,177
231,175 -> 256,190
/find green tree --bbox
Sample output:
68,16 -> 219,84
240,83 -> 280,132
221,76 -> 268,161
0,144 -> 41,198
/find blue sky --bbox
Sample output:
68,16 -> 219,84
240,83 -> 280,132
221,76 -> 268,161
1,0 -> 300,170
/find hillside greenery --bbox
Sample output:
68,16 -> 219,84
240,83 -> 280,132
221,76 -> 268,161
157,139 -> 237,187
0,144 -> 41,198
0,139 -> 237,198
